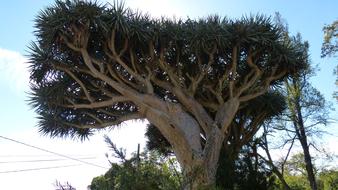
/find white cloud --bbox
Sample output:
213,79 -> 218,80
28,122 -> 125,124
0,48 -> 30,93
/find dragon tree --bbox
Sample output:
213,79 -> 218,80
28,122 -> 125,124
29,1 -> 306,188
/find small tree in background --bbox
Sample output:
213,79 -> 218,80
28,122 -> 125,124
89,136 -> 181,190
54,180 -> 76,190
322,21 -> 338,58
322,20 -> 338,101
319,169 -> 338,190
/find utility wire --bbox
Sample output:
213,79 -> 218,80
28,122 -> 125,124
0,157 -> 96,164
0,154 -> 97,157
0,164 -> 81,174
0,135 -> 109,169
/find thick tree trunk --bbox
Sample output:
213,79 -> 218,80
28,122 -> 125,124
182,127 -> 225,189
183,164 -> 217,190
138,96 -> 238,190
182,161 -> 219,189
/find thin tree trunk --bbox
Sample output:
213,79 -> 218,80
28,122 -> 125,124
293,91 -> 318,190
286,77 -> 318,190
300,140 -> 317,190
295,115 -> 318,190
272,167 -> 292,190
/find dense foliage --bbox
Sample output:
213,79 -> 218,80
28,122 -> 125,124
89,154 -> 181,190
89,137 -> 181,190
29,0 -> 305,138
29,0 -> 308,187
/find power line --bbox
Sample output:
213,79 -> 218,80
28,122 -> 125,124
0,154 -> 97,157
0,164 -> 81,174
0,157 -> 96,164
0,135 -> 109,169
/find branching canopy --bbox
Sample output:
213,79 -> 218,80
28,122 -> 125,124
146,91 -> 286,156
29,0 -> 306,141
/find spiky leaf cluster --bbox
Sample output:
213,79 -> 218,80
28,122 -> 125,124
29,0 -> 307,139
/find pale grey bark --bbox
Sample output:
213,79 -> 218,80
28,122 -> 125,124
53,27 -> 289,189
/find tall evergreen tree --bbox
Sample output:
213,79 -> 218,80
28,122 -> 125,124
276,34 -> 330,190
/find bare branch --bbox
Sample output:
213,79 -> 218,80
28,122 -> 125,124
129,48 -> 138,73
159,49 -> 181,87
85,112 -> 104,124
92,58 -> 105,74
172,87 -> 213,134
187,50 -> 214,96
215,98 -> 240,134
56,66 -> 94,103
62,96 -> 130,109
63,113 -> 142,129
229,46 -> 238,98
239,70 -> 287,102
59,33 -> 81,52
118,38 -> 129,57
198,100 -> 219,112
98,109 -> 123,117
205,85 -> 224,105
80,48 -> 143,103
236,53 -> 262,96
241,113 -> 268,145
145,66 -> 154,94
107,63 -> 143,91
281,135 -> 296,175
151,77 -> 173,91
106,28 -> 148,86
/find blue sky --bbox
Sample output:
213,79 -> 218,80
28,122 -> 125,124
0,0 -> 337,189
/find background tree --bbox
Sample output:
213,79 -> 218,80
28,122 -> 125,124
89,136 -> 181,190
29,1 -> 306,188
284,38 -> 330,190
318,169 -> 338,190
208,140 -> 280,190
322,20 -> 338,101
258,124 -> 293,190
262,45 -> 329,190
54,180 -> 76,190
322,21 -> 338,57
283,154 -> 312,190
269,13 -> 331,190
